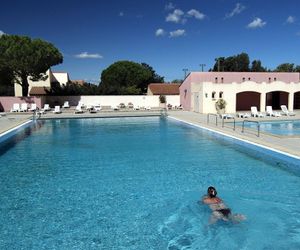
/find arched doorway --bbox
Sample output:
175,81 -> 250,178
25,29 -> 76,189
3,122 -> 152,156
294,91 -> 300,109
266,91 -> 288,109
236,91 -> 260,111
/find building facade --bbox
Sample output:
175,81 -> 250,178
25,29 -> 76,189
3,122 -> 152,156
180,72 -> 300,113
14,69 -> 70,96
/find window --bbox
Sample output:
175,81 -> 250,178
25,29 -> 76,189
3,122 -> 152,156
242,77 -> 245,82
248,77 -> 251,81
215,77 -> 218,83
219,91 -> 223,98
274,77 -> 277,81
205,93 -> 208,98
212,91 -> 216,99
268,77 -> 271,83
221,77 -> 224,83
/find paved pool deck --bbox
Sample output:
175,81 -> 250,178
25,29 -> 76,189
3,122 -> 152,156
168,111 -> 300,159
0,109 -> 299,159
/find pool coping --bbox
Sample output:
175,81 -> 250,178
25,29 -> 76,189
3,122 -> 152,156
0,119 -> 33,144
168,116 -> 300,167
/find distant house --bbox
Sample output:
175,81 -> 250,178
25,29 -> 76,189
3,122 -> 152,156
14,69 -> 70,96
147,83 -> 180,95
72,80 -> 86,86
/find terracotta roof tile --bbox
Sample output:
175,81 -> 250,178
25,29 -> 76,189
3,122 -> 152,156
29,87 -> 50,95
148,83 -> 180,95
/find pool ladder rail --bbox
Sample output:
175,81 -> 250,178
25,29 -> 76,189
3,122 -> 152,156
32,109 -> 41,121
160,108 -> 168,117
242,120 -> 260,137
207,113 -> 236,131
207,114 -> 260,137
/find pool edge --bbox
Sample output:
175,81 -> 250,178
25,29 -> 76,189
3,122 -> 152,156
168,116 -> 300,166
0,120 -> 33,144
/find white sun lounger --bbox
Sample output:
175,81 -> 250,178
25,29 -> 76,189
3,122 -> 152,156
280,105 -> 295,116
251,106 -> 264,117
20,103 -> 28,112
237,113 -> 251,118
94,104 -> 102,111
11,103 -> 20,112
220,114 -> 234,119
53,106 -> 62,114
74,105 -> 84,114
28,103 -> 37,112
63,101 -> 70,108
42,104 -> 51,111
266,106 -> 281,117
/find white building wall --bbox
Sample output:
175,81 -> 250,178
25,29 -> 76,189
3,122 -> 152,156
52,72 -> 70,85
198,81 -> 300,113
45,95 -> 180,108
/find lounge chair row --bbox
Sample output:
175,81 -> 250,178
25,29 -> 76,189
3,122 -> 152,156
237,105 -> 296,118
11,103 -> 37,112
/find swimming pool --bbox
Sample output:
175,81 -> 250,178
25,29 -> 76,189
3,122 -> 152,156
1,117 -> 300,249
239,119 -> 300,136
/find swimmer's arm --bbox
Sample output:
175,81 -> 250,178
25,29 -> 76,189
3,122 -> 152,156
201,195 -> 211,204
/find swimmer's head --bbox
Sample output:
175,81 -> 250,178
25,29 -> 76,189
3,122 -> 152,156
207,186 -> 217,198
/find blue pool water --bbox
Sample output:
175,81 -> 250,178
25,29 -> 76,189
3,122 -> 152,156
239,119 -> 300,136
1,117 -> 300,249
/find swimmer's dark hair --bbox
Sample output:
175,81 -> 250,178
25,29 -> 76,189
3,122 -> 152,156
207,186 -> 217,198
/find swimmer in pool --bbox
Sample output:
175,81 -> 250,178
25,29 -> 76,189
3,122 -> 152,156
202,186 -> 246,224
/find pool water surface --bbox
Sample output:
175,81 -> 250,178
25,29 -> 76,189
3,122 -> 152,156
0,117 -> 300,249
238,119 -> 300,136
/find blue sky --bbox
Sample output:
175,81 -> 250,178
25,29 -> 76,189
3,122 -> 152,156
1,0 -> 300,83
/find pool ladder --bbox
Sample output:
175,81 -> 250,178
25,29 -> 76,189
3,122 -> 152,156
242,120 -> 260,137
32,109 -> 41,121
207,114 -> 260,137
207,113 -> 236,131
160,108 -> 168,117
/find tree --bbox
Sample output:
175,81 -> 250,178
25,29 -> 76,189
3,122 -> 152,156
141,63 -> 164,83
47,81 -> 100,95
274,63 -> 295,72
99,61 -> 163,95
0,66 -> 14,95
294,65 -> 300,72
212,53 -> 250,72
0,35 -> 63,96
171,79 -> 183,83
251,60 -> 266,72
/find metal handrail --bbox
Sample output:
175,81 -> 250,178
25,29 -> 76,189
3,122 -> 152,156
207,113 -> 218,126
32,109 -> 41,121
242,120 -> 260,137
160,108 -> 168,116
222,116 -> 236,131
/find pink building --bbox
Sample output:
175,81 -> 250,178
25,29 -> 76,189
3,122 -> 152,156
179,72 -> 300,113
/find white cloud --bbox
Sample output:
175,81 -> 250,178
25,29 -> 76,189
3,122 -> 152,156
75,52 -> 103,59
169,29 -> 186,37
119,12 -> 124,17
247,18 -> 266,29
0,30 -> 5,36
286,16 -> 295,23
187,9 -> 205,20
155,28 -> 165,37
165,2 -> 175,11
166,9 -> 185,23
226,3 -> 245,18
